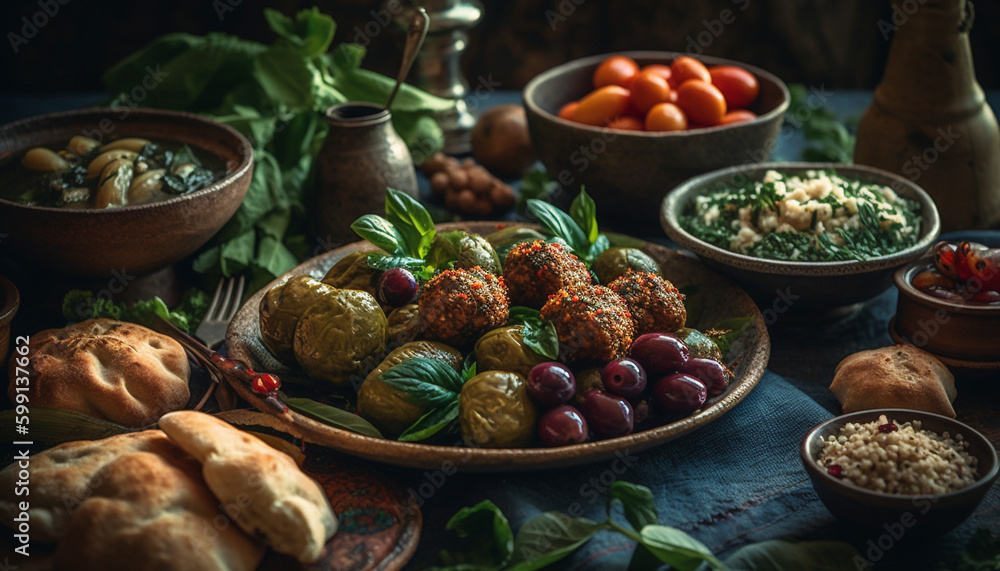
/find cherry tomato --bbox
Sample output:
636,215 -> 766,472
708,65 -> 760,109
675,80 -> 727,126
640,64 -> 672,83
572,85 -> 632,126
719,109 -> 757,125
558,101 -> 580,120
669,56 -> 711,88
593,56 -> 640,89
607,115 -> 645,131
629,71 -> 672,114
644,102 -> 688,132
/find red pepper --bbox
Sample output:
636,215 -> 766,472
251,373 -> 281,394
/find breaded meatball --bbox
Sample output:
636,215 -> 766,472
609,270 -> 686,335
503,240 -> 592,308
418,266 -> 509,346
540,285 -> 635,362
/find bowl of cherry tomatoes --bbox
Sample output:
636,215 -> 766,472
523,51 -> 789,226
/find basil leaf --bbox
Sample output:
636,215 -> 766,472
366,253 -> 426,272
706,316 -> 754,358
380,357 -> 464,405
398,400 -> 459,442
508,306 -> 559,360
351,214 -> 405,255
526,199 -> 589,253
587,234 -> 611,263
385,188 -> 436,258
461,352 -> 478,381
608,481 -> 658,531
725,539 -> 870,571
638,524 -> 723,571
425,230 -> 466,269
570,187 -> 599,244
263,7 -> 335,59
284,397 -> 384,439
441,500 -> 515,568
508,512 -> 606,571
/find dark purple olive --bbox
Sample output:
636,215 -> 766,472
538,406 -> 589,446
581,390 -> 634,438
629,333 -> 690,376
527,362 -> 576,406
378,268 -> 418,306
651,374 -> 706,415
601,358 -> 647,398
679,358 -> 730,397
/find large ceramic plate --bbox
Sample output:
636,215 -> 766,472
226,222 -> 770,472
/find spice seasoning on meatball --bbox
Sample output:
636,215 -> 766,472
609,270 -> 687,335
503,240 -> 592,308
540,285 -> 635,362
418,266 -> 509,346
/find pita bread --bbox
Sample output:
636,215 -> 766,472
830,345 -> 957,417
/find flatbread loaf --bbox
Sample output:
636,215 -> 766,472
0,431 -> 264,571
7,319 -> 190,426
159,411 -> 337,563
830,345 -> 957,417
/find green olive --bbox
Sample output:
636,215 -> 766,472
457,234 -> 502,274
293,289 -> 387,388
677,328 -> 723,362
592,247 -> 660,284
356,341 -> 463,436
259,275 -> 336,362
386,303 -> 422,346
459,371 -> 537,448
322,251 -> 381,299
474,325 -> 548,379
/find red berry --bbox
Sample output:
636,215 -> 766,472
878,422 -> 897,433
252,373 -> 281,393
827,464 -> 843,478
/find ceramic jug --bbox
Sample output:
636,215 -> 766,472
315,102 -> 419,248
854,0 -> 1000,231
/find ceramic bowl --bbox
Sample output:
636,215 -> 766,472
661,162 -> 941,314
891,254 -> 1000,374
523,51 -> 789,227
801,409 -> 999,537
0,108 -> 253,277
0,274 -> 18,365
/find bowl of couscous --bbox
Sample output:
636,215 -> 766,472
800,409 -> 998,537
661,163 -> 941,316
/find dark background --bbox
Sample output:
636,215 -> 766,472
1,0 -> 998,96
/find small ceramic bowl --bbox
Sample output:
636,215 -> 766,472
0,274 -> 19,365
0,108 -> 253,278
661,162 -> 941,314
523,51 -> 789,227
801,409 -> 999,537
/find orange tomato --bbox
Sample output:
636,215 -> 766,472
572,85 -> 632,126
675,80 -> 727,126
640,64 -> 672,83
708,66 -> 760,109
607,115 -> 645,131
629,71 -> 672,114
644,102 -> 688,132
669,56 -> 711,88
719,109 -> 757,125
558,101 -> 580,120
593,56 -> 640,89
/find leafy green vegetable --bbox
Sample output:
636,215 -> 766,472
385,187 -> 436,258
786,83 -> 856,163
102,8 -> 453,289
62,288 -> 209,333
507,306 -> 559,360
284,397 -> 384,439
351,215 -> 406,255
724,539 -> 870,571
526,188 -> 608,265
366,254 -> 426,272
638,525 -> 722,571
607,481 -> 658,531
380,357 -> 465,442
436,500 -> 515,569
351,188 -> 441,278
508,513 -> 606,571
398,400 -> 459,442
526,199 -> 589,254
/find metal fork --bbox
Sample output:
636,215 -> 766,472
195,275 -> 246,349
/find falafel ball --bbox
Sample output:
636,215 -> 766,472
418,266 -> 509,346
609,270 -> 686,334
540,285 -> 635,362
503,240 -> 592,308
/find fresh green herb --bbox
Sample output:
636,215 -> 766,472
351,188 -> 442,278
461,352 -> 478,381
507,306 -> 559,360
380,357 -> 465,442
526,187 -> 609,265
62,288 -> 210,333
365,253 -> 426,272
434,481 -> 867,571
786,83 -> 856,163
104,7 -> 453,290
284,397 -> 384,439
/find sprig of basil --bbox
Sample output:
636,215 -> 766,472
380,357 -> 465,442
284,397 -> 384,439
526,199 -> 589,254
507,306 -> 559,360
398,400 -> 459,442
366,253 -> 426,272
433,500 -> 515,569
351,214 -> 406,256
607,481 -> 658,531
508,513 -> 607,571
385,187 -> 436,258
526,188 -> 608,265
